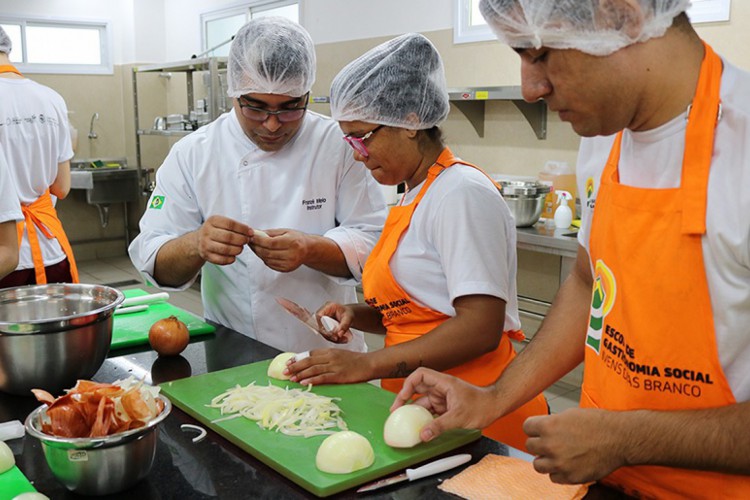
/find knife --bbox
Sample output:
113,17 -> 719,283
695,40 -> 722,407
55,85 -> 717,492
275,297 -> 347,343
356,453 -> 472,493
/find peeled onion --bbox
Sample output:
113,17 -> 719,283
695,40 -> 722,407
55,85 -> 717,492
267,352 -> 296,380
0,440 -> 15,474
12,493 -> 50,500
253,229 -> 269,238
316,431 -> 374,474
383,404 -> 434,448
148,316 -> 189,356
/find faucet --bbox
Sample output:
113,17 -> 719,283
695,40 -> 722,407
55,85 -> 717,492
88,112 -> 99,139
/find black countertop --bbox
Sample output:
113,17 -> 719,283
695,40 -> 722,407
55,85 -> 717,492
1,325 -> 627,499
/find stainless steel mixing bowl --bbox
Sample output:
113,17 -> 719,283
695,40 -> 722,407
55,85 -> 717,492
0,283 -> 124,395
25,394 -> 172,495
498,180 -> 552,227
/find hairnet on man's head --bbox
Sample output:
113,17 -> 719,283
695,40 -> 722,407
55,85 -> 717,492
330,33 -> 449,130
0,26 -> 12,54
479,0 -> 689,56
227,16 -> 315,97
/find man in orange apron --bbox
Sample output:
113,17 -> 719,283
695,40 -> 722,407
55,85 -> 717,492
286,33 -> 548,452
394,2 -> 750,497
0,28 -> 78,287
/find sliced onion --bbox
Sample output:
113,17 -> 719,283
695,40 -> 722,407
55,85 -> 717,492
208,383 -> 347,437
316,431 -> 374,474
383,404 -> 434,448
180,423 -> 207,443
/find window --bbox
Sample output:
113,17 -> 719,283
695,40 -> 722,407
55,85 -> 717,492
453,0 -> 731,45
0,18 -> 111,74
200,1 -> 299,58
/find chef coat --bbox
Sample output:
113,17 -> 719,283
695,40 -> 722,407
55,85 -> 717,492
0,151 -> 23,225
129,110 -> 387,352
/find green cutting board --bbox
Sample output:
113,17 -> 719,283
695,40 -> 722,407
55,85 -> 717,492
111,289 -> 215,350
0,466 -> 37,499
160,361 -> 480,497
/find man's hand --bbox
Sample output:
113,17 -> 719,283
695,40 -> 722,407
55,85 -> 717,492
524,408 -> 626,484
391,368 -> 500,443
249,228 -> 311,272
197,215 -> 252,265
286,348 -> 369,385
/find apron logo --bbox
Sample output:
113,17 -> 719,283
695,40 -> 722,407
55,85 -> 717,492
585,177 -> 596,209
587,259 -> 616,353
149,195 -> 165,210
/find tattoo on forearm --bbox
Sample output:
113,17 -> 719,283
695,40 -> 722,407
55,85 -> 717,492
389,359 -> 424,378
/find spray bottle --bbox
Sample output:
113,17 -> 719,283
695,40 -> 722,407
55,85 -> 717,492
554,190 -> 573,229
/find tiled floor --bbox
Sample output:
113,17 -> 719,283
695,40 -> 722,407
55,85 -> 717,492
78,255 -> 580,414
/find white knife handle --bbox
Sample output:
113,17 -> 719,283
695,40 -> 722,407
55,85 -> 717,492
120,292 -> 170,308
406,454 -> 472,481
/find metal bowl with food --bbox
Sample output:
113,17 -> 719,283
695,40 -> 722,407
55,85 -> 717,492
25,394 -> 172,495
0,283 -> 124,395
498,179 -> 552,227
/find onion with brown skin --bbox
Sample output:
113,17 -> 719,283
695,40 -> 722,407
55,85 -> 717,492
148,316 -> 189,356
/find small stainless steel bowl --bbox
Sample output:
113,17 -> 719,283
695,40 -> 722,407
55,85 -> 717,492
25,394 -> 172,495
0,283 -> 124,395
498,180 -> 551,227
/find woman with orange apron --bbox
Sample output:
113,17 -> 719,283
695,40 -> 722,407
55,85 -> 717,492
287,33 -> 547,451
582,43 -> 749,497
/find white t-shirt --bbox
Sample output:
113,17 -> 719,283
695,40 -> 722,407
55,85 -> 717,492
576,59 -> 750,401
0,150 -> 23,224
0,77 -> 74,269
129,110 -> 387,352
392,163 -> 522,332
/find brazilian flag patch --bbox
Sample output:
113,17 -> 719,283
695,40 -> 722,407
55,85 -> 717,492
149,195 -> 165,210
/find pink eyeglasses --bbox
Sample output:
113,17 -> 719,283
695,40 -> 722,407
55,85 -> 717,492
342,125 -> 384,158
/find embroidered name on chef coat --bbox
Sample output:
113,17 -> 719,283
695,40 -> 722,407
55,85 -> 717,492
301,197 -> 327,211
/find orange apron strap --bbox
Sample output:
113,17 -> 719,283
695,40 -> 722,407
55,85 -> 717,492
0,64 -> 23,76
18,191 -> 79,284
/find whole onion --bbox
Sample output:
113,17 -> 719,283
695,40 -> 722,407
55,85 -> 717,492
148,316 -> 189,356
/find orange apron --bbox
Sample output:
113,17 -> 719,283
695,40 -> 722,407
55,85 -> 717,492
0,65 -> 23,76
582,42 -> 749,498
17,190 -> 79,284
362,147 -> 548,450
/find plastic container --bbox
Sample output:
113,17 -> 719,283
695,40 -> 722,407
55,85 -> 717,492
554,190 -> 573,229
538,161 -> 577,219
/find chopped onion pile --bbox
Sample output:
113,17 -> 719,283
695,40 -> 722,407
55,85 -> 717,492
207,382 -> 348,437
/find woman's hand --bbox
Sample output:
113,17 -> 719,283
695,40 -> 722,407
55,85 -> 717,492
315,301 -> 355,343
285,349 -> 371,385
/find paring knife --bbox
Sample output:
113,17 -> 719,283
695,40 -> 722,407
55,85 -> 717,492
118,292 -> 170,309
356,453 -> 472,493
275,297 -> 350,343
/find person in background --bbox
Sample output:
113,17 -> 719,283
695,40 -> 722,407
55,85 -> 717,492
129,17 -> 386,353
0,151 -> 23,279
0,26 -> 78,288
285,33 -> 548,451
393,1 -> 750,497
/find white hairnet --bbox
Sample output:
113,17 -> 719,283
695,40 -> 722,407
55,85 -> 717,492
227,17 -> 315,97
330,33 -> 449,130
479,0 -> 689,56
0,26 -> 11,54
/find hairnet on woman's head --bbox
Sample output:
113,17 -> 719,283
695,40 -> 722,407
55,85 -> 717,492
330,33 -> 449,130
227,17 -> 315,97
479,0 -> 689,56
0,26 -> 12,54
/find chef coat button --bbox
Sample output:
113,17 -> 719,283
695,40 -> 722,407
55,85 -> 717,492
243,161 -> 248,166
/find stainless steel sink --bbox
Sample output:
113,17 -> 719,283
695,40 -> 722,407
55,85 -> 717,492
70,158 -> 138,205
70,157 -> 139,228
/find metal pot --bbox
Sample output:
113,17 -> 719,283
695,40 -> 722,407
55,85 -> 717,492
0,284 -> 124,395
498,180 -> 551,227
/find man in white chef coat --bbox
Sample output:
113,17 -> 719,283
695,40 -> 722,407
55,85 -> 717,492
129,17 -> 386,352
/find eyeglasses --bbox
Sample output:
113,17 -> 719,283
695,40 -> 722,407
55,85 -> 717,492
343,125 -> 384,158
237,93 -> 309,123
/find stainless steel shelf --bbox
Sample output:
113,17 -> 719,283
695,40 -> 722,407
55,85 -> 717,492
447,86 -> 547,140
133,57 -> 227,74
